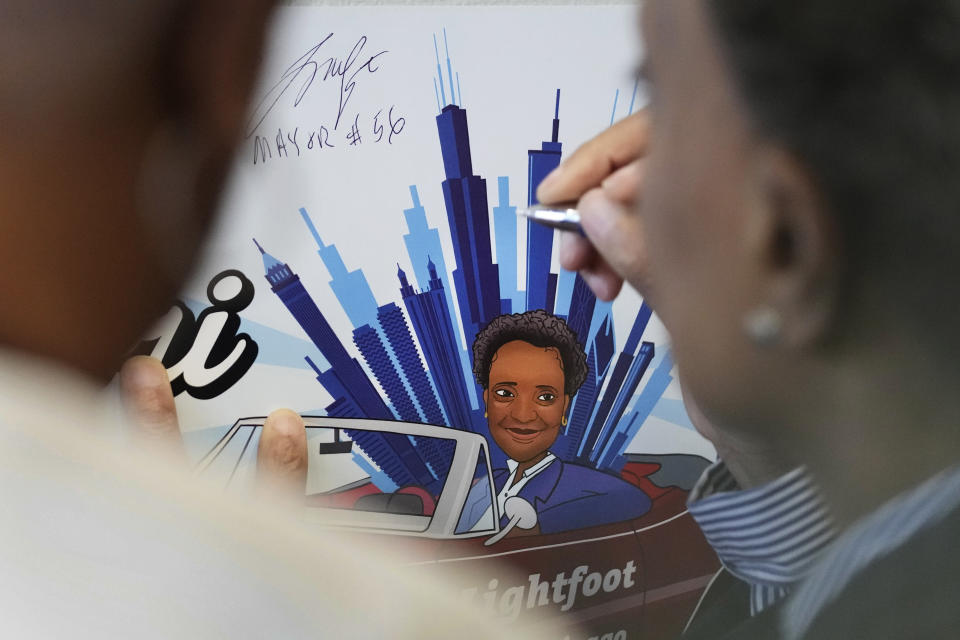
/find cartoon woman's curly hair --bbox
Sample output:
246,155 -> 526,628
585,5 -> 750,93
472,310 -> 588,396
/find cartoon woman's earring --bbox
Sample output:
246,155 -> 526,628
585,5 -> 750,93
484,411 -> 488,418
561,415 -> 568,426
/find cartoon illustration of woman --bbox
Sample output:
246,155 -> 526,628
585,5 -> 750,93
469,310 -> 652,535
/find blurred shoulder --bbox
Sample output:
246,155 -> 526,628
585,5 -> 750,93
805,503 -> 960,639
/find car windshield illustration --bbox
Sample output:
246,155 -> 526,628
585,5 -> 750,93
196,416 -> 531,541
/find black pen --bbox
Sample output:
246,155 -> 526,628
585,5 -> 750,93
516,202 -> 584,234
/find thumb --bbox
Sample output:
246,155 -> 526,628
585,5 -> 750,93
256,409 -> 308,504
119,356 -> 186,465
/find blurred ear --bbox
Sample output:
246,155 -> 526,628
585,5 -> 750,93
744,146 -> 840,348
161,0 -> 277,144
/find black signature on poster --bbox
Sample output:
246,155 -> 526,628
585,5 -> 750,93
245,34 -> 405,165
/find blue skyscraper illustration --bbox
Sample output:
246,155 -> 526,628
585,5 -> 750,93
578,303 -> 653,461
553,269 -> 576,320
353,426 -> 440,492
597,419 -> 636,475
353,320 -> 450,481
353,324 -> 418,422
300,208 -> 379,330
301,207 -> 429,417
305,355 -> 364,419
377,302 -> 446,426
599,350 -> 675,472
433,33 -> 501,341
401,186 -> 456,323
591,341 -> 655,465
525,90 -> 564,313
492,176 -> 522,314
558,315 -> 616,460
399,261 -> 475,432
409,433 -> 454,486
556,350 -> 597,460
255,238 -> 391,420
256,240 -> 437,490
305,357 -> 432,491
400,185 -> 478,409
565,274 -> 598,349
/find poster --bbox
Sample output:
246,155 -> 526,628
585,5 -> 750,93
146,6 -> 720,638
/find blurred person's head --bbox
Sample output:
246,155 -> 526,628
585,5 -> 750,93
0,0 -> 276,380
598,0 -> 960,509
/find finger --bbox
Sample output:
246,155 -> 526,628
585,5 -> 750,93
558,230 -> 597,273
559,232 -> 625,301
601,159 -> 645,205
579,258 -> 626,302
536,110 -> 650,204
256,409 -> 308,502
119,356 -> 185,463
578,187 -> 651,297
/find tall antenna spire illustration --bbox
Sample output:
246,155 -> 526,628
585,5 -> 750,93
524,90 -> 565,313
431,29 -> 463,110
299,207 -> 379,330
299,207 -> 325,249
443,28 -> 456,106
432,27 -> 502,416
433,33 -> 447,108
610,88 -> 620,126
552,88 -> 561,142
628,75 -> 640,115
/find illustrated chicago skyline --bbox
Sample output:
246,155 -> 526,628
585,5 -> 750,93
252,31 -> 673,490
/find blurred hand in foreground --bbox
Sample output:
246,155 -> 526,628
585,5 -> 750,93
118,355 -> 308,501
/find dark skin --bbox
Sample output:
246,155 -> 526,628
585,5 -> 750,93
482,340 -> 572,538
539,0 -> 960,527
0,0 -> 274,382
0,1 -> 308,491
483,340 -> 571,484
536,1 -> 800,490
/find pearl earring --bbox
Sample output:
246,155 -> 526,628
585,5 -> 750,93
743,306 -> 783,346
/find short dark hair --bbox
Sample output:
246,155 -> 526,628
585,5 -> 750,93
472,310 -> 588,395
707,1 -> 960,335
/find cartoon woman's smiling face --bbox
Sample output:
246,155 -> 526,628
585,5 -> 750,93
484,340 -> 571,463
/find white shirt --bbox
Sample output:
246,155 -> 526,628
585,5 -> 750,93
0,348 -> 560,639
474,453 -> 557,528
499,453 -> 557,512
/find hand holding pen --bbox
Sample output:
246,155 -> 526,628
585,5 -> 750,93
518,111 -> 651,302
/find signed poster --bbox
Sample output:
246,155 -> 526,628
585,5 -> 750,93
147,6 -> 720,638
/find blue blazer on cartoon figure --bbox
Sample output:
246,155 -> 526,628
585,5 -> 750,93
492,457 -> 652,534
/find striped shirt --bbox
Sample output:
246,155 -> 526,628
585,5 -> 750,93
687,461 -> 837,616
782,463 -> 960,639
